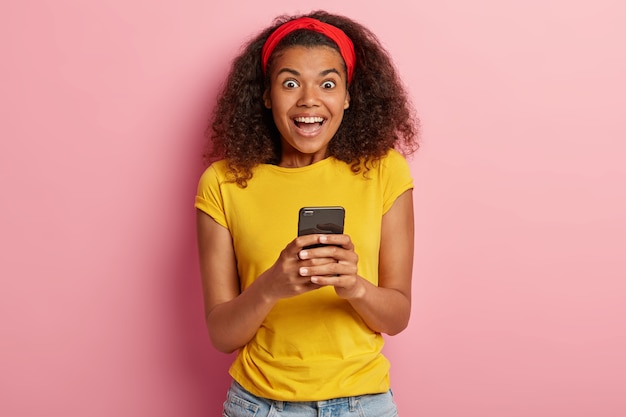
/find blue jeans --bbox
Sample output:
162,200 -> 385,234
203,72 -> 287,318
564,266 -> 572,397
223,380 -> 399,417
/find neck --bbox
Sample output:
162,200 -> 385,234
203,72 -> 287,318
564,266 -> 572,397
278,150 -> 328,168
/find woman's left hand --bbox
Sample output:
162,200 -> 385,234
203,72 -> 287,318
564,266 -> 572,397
296,234 -> 366,299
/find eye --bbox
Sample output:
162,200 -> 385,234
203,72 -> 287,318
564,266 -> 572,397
282,79 -> 299,88
322,80 -> 336,89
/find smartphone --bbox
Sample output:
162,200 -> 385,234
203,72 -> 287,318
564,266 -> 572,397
298,206 -> 345,248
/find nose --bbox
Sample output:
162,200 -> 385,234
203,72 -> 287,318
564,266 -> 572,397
296,85 -> 320,107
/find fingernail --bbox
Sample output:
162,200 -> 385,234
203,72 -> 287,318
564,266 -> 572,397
299,267 -> 308,276
319,235 -> 328,243
299,250 -> 308,259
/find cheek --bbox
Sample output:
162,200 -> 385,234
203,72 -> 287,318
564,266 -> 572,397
270,108 -> 292,135
269,94 -> 289,115
271,106 -> 288,123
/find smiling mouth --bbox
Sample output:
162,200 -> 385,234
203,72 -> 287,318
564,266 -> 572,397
293,116 -> 325,131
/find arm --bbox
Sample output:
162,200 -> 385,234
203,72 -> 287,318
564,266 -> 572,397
197,210 -> 328,352
197,210 -> 273,353
298,189 -> 414,335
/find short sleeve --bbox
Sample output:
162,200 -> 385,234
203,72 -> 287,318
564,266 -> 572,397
195,163 -> 228,228
381,149 -> 414,214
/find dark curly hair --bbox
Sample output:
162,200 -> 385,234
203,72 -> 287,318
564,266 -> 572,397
205,10 -> 419,187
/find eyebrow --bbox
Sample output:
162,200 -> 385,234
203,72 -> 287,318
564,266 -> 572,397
276,68 -> 343,78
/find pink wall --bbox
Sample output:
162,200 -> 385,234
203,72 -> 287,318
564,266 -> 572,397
1,1 -> 624,416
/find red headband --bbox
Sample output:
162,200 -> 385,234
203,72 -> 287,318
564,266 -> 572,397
261,17 -> 356,83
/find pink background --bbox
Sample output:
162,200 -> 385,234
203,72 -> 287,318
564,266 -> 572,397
1,0 -> 625,416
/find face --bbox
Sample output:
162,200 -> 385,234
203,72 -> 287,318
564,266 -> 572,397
264,46 -> 350,167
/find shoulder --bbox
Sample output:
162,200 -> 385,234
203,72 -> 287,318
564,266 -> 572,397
381,148 -> 409,166
197,159 -> 233,182
196,160 -> 231,194
375,149 -> 412,179
203,159 -> 230,176
376,149 -> 414,212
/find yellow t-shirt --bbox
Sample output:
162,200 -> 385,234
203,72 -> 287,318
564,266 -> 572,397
195,149 -> 413,401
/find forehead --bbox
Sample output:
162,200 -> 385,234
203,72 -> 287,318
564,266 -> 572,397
269,46 -> 346,75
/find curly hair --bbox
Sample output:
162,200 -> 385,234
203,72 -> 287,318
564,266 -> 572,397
205,10 -> 419,187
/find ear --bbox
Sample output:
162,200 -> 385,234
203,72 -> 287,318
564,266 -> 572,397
343,91 -> 350,110
263,89 -> 271,109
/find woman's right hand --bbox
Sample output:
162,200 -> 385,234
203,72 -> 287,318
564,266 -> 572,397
257,234 -> 336,302
198,210 -> 337,353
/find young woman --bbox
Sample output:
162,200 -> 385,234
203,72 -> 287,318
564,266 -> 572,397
196,11 -> 419,416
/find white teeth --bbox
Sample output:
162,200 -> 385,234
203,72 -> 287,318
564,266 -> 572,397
294,116 -> 324,123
